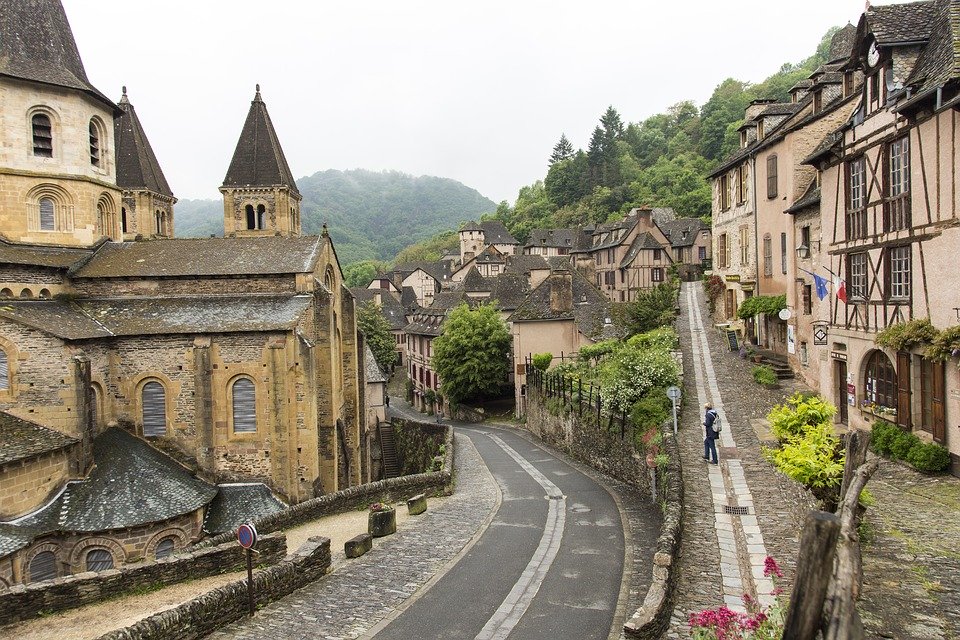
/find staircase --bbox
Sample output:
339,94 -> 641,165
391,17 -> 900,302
757,351 -> 795,380
378,421 -> 401,479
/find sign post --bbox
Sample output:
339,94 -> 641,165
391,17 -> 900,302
237,523 -> 258,616
666,386 -> 681,435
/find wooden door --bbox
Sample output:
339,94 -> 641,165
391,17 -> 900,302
725,289 -> 735,319
896,351 -> 911,429
932,361 -> 946,444
837,360 -> 848,424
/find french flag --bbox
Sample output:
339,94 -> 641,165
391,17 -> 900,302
833,275 -> 847,303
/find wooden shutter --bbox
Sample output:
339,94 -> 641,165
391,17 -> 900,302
767,155 -> 778,198
0,350 -> 8,390
142,381 -> 167,437
29,551 -> 57,582
896,352 -> 911,429
232,378 -> 257,433
932,362 -> 946,444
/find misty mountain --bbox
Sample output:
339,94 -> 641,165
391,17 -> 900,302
173,169 -> 497,265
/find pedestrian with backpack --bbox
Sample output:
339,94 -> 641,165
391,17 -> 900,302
703,402 -> 720,464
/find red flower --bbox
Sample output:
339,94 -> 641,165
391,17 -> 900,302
763,555 -> 783,578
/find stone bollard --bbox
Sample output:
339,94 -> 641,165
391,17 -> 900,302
368,507 -> 397,537
345,533 -> 373,558
407,493 -> 427,515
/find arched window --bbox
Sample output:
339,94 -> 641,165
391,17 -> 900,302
256,204 -> 266,230
121,207 -> 128,233
155,210 -> 163,236
232,377 -> 257,433
90,384 -> 101,426
29,551 -> 57,582
32,114 -> 53,157
39,288 -> 50,299
85,548 -> 114,571
245,204 -> 256,230
141,380 -> 167,437
89,119 -> 101,167
39,197 -> 55,231
96,201 -> 107,236
865,351 -> 897,410
0,288 -> 11,298
19,288 -> 33,299
155,537 -> 176,559
0,349 -> 9,390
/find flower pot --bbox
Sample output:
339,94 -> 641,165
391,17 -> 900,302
368,508 -> 397,537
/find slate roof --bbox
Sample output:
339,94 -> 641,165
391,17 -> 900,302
395,261 -> 449,283
71,236 -> 322,278
459,221 -> 483,232
400,286 -> 419,311
115,89 -> 174,197
866,0 -> 938,45
509,269 -> 619,341
350,288 -> 407,330
2,428 -> 217,553
461,267 -> 492,292
829,23 -> 858,63
546,255 -> 574,270
0,412 -> 78,467
0,238 -> 93,269
591,218 -> 636,251
708,140 -> 760,178
759,103 -> 803,117
619,232 -> 665,268
526,229 -> 578,248
0,295 -> 313,340
785,183 -> 822,214
489,272 -> 530,311
479,221 -> 518,245
222,87 -> 300,195
404,309 -> 448,337
473,245 -> 505,265
363,344 -> 388,384
900,0 -> 960,104
0,0 -> 114,110
504,254 -> 550,275
429,289 -> 469,311
658,218 -> 709,248
203,484 -> 286,536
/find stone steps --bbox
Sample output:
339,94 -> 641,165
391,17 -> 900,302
379,422 -> 401,479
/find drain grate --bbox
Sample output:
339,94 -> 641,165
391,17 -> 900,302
724,505 -> 750,515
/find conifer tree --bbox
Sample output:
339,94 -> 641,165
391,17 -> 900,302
549,134 -> 574,164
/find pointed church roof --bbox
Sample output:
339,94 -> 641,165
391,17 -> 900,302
114,88 -> 173,197
0,0 -> 114,110
222,86 -> 300,195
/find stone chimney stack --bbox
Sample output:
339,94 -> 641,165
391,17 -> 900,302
72,355 -> 94,475
373,291 -> 382,306
632,207 -> 653,229
744,99 -> 776,122
549,270 -> 574,313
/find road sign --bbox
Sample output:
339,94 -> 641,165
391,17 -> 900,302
237,523 -> 258,549
666,386 -> 681,401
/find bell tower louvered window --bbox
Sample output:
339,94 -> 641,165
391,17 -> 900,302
29,551 -> 57,582
32,114 -> 53,157
89,120 -> 101,167
232,378 -> 257,433
142,381 -> 167,436
0,350 -> 8,390
39,198 -> 55,231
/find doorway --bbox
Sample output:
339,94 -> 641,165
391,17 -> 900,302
836,359 -> 848,424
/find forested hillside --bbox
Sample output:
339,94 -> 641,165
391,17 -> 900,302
489,27 -> 840,244
173,169 -> 496,266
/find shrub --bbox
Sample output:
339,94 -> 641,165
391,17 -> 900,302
906,441 -> 952,473
626,327 -> 679,351
889,427 -> 917,460
925,324 -> 960,362
631,390 -> 671,435
767,393 -> 837,441
578,340 -> 619,362
869,420 -> 898,455
599,347 -> 680,414
764,422 -> 845,503
737,294 -> 786,320
752,365 -> 778,386
531,353 -> 553,371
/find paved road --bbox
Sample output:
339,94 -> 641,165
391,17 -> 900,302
370,426 -> 625,640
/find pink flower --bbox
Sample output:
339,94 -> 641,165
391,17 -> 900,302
764,555 -> 784,578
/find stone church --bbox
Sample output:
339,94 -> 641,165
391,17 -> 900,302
0,0 -> 364,587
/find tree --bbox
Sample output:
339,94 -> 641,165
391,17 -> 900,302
549,134 -> 574,164
431,303 -> 511,405
357,302 -> 397,372
343,260 -> 387,288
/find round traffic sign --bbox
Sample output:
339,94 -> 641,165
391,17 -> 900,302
666,386 -> 681,401
237,523 -> 258,549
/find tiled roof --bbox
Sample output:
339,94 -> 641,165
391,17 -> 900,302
0,412 -> 78,467
363,344 -> 388,384
429,289 -> 469,311
658,218 -> 708,248
480,221 -> 518,245
708,140 -> 759,178
4,428 -> 216,541
400,286 -> 419,311
509,269 -> 619,341
115,89 -> 173,197
504,254 -> 550,275
759,102 -> 803,117
0,295 -> 313,340
489,272 -> 530,311
802,130 -> 846,165
0,238 -> 94,269
350,288 -> 407,330
651,208 -> 677,225
222,87 -> 300,195
829,23 -> 857,63
526,229 -> 578,248
203,483 -> 286,536
395,261 -> 449,282
71,236 -> 322,278
785,183 -> 822,214
790,79 -> 815,91
619,232 -> 665,268
591,218 -> 636,251
546,255 -> 574,270
404,308 -> 448,337
0,0 -> 114,110
867,0 -> 938,45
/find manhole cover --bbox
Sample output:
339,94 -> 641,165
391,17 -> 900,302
724,505 -> 750,515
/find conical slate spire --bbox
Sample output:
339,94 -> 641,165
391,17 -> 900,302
0,0 -> 114,109
221,86 -> 300,195
114,88 -> 174,197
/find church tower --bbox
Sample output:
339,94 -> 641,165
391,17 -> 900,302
114,87 -> 176,240
220,86 -> 302,237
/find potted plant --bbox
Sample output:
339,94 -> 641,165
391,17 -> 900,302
368,502 -> 397,537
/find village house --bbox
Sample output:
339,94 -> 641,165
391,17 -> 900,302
458,220 -> 519,261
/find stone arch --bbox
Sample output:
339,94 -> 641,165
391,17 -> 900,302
24,542 -> 63,583
133,373 -> 177,438
0,288 -> 12,298
18,288 -> 33,298
26,105 -> 61,158
90,380 -> 105,428
38,288 -> 51,299
145,527 -> 189,560
97,192 -> 118,238
69,536 -> 126,572
26,183 -> 74,232
0,335 -> 18,394
861,348 -> 898,411
88,116 -> 108,169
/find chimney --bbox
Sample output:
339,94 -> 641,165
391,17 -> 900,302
634,208 -> 652,229
373,291 -> 382,306
72,355 -> 94,475
744,98 -> 776,122
549,271 -> 573,313
529,267 -> 550,290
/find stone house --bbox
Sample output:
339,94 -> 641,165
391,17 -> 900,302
458,220 -> 519,262
451,244 -> 506,280
657,217 -> 712,280
806,0 -> 960,474
522,229 -> 579,256
393,262 -> 448,308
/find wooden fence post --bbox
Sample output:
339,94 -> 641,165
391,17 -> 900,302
578,379 -> 583,416
782,511 -> 841,640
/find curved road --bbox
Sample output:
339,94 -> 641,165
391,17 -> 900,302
370,425 -> 625,639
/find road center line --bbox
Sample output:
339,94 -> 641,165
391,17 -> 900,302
475,434 -> 566,640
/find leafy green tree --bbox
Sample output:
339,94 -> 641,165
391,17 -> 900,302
623,282 -> 679,335
432,303 -> 511,405
549,134 -> 574,164
343,260 -> 388,288
357,302 -> 397,372
392,231 -> 459,264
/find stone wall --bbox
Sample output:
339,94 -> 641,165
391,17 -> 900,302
0,445 -> 74,518
0,532 -> 287,625
392,419 -> 446,475
97,536 -> 329,640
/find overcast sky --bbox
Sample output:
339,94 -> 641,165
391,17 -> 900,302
64,0 -> 877,205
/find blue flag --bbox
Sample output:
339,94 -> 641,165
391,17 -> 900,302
812,273 -> 829,300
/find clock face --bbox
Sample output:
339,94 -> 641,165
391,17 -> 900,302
867,41 -> 880,67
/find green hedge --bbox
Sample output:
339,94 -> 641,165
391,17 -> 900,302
870,420 -> 951,473
737,294 -> 787,320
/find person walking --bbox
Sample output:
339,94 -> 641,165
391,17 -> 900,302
703,402 -> 719,464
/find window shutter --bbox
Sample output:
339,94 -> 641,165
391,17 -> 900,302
30,551 -> 57,582
232,378 -> 257,433
896,352 -> 911,429
142,381 -> 167,437
39,199 -> 55,231
932,362 -> 946,444
85,548 -> 114,572
767,155 -> 778,198
0,350 -> 8,390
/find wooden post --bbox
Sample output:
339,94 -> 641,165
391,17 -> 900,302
596,391 -> 602,429
839,430 -> 871,503
782,511 -> 841,640
578,379 -> 583,416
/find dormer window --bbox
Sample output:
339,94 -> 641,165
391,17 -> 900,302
740,130 -> 747,148
843,71 -> 855,97
32,114 -> 53,157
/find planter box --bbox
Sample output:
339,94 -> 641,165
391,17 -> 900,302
368,508 -> 397,537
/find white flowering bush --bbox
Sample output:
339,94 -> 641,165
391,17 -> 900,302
599,346 -> 680,414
